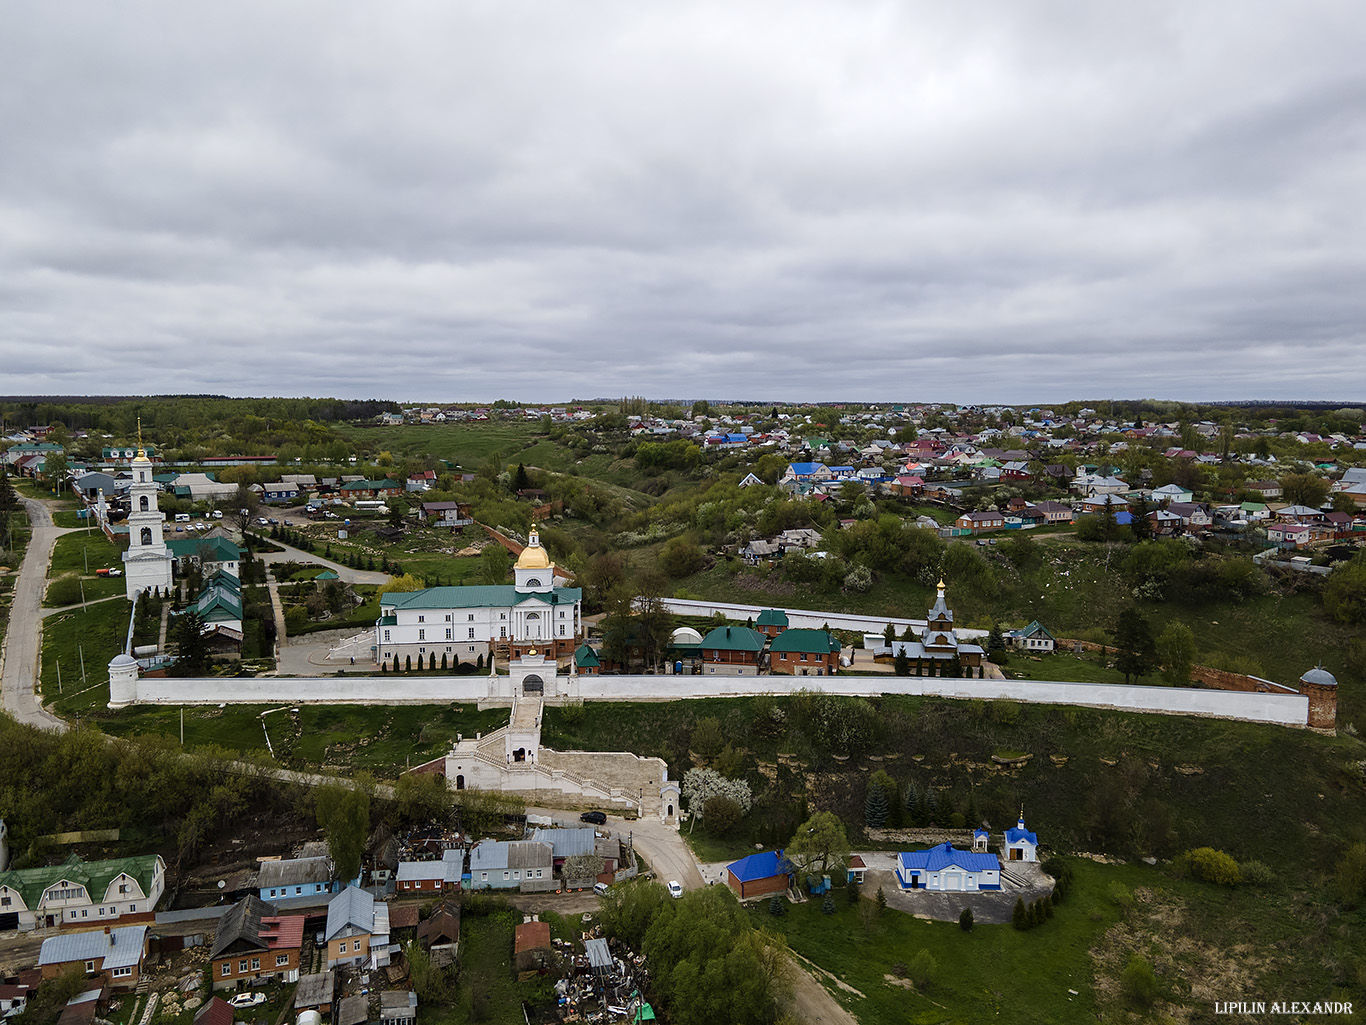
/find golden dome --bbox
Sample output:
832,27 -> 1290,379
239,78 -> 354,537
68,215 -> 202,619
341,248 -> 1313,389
515,529 -> 552,570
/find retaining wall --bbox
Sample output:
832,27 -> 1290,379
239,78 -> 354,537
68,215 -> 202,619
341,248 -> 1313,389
118,672 -> 1310,726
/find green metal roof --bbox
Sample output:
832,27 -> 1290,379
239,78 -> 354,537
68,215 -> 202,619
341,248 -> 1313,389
700,625 -> 766,653
770,628 -> 840,654
166,536 -> 241,562
380,585 -> 582,611
340,478 -> 400,491
574,643 -> 600,668
755,608 -> 789,627
0,853 -> 160,910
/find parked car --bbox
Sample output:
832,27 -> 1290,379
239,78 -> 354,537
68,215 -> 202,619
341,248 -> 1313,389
594,882 -> 610,897
228,993 -> 266,1009
667,880 -> 684,899
580,811 -> 607,825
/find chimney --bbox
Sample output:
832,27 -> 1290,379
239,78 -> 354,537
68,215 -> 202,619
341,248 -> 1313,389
105,926 -> 114,945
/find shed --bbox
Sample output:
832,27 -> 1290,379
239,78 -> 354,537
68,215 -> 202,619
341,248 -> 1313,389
725,850 -> 793,900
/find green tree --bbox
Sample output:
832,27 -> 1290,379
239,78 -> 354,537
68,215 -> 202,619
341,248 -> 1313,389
175,610 -> 211,676
315,777 -> 371,883
1157,620 -> 1197,685
702,795 -> 744,836
864,781 -> 889,828
403,940 -> 451,1004
1121,954 -> 1160,1009
480,544 -> 511,584
1334,841 -> 1366,906
959,907 -> 973,931
659,536 -> 705,578
691,716 -> 724,761
1280,472 -> 1330,508
1184,846 -> 1242,886
787,811 -> 851,879
394,772 -> 450,825
1324,556 -> 1366,625
907,949 -> 939,989
1012,897 -> 1028,930
1113,606 -> 1157,684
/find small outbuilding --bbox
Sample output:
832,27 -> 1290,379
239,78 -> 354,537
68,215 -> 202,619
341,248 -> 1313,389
725,850 -> 794,900
1004,815 -> 1039,863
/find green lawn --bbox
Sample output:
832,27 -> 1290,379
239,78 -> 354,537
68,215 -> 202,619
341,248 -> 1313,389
52,510 -> 88,528
48,531 -> 125,577
337,422 -> 548,469
40,597 -> 132,713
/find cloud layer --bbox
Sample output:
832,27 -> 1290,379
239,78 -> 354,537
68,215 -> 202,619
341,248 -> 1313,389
2,1 -> 1364,402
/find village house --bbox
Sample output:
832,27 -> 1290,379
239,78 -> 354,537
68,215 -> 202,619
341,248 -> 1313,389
261,483 -> 301,505
1029,501 -> 1074,524
1151,483 -> 1194,504
0,854 -> 164,931
166,536 -> 241,578
415,502 -> 473,528
895,845 -> 1001,892
339,479 -> 402,501
754,608 -> 788,638
699,625 -> 767,676
257,856 -> 340,902
768,629 -> 840,676
208,896 -> 305,990
1005,622 -> 1056,653
324,887 -> 390,970
573,644 -> 601,675
465,841 -> 554,891
1244,480 -> 1283,500
954,510 -> 1005,533
394,850 -> 463,895
38,926 -> 149,990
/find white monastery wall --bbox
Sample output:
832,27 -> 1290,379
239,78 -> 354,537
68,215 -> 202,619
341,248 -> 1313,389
649,597 -> 988,639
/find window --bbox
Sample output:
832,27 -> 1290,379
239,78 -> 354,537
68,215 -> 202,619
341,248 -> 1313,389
276,954 -> 289,967
239,960 -> 249,973
418,615 -> 425,623
481,872 -> 488,881
99,907 -> 105,916
383,631 -> 390,643
221,961 -> 231,977
295,887 -> 302,894
503,872 -> 510,880
468,629 -> 475,639
270,889 -> 277,897
139,495 -> 149,511
445,614 -> 452,622
559,626 -> 565,636
445,629 -> 452,640
500,613 -> 506,620
468,614 -> 474,621
141,527 -> 152,546
111,967 -> 132,979
250,958 -> 260,971
119,883 -> 128,894
85,961 -> 95,973
559,610 -> 565,618
418,629 -> 425,641
0,897 -> 9,906
129,905 -> 136,912
513,870 -> 520,879
81,909 -> 88,917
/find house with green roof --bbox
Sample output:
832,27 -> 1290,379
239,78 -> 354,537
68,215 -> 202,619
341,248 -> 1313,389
573,643 -> 600,675
339,479 -> 402,499
183,570 -> 244,646
769,629 -> 841,676
754,608 -> 789,638
166,535 -> 241,578
0,853 -> 165,931
700,625 -> 767,676
1005,621 -> 1056,653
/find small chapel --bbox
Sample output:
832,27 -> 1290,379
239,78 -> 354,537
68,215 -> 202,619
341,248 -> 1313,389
890,579 -> 986,677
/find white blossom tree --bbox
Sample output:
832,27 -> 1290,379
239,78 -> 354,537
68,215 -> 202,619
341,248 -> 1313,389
682,768 -> 753,817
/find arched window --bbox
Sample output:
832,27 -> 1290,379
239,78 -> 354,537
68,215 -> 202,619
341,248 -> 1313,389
139,495 -> 149,512
525,577 -> 542,588
140,527 -> 152,546
525,611 -> 540,619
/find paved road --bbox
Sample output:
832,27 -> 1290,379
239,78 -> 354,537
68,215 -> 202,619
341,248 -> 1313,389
0,497 -> 74,731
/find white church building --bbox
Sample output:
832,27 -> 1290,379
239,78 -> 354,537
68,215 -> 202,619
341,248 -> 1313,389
120,446 -> 173,600
374,529 -> 583,666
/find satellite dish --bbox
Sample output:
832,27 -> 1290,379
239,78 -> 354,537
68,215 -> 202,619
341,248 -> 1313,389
217,880 -> 226,889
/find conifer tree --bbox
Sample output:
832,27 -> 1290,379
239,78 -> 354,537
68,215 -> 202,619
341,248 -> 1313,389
1012,898 -> 1028,930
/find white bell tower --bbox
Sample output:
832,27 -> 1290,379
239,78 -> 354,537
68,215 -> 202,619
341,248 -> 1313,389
122,423 -> 173,600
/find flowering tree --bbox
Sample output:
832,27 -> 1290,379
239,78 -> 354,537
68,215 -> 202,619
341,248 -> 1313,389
682,768 -> 753,817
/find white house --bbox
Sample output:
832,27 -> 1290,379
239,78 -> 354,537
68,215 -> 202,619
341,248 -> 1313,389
375,530 -> 582,664
895,844 -> 1001,892
1152,483 -> 1193,504
0,854 -> 165,931
1004,815 -> 1038,862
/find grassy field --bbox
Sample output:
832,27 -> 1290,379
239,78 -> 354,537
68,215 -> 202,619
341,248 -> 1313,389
48,531 -> 125,577
424,903 -> 563,1025
337,422 -> 548,468
0,503 -> 32,656
40,596 -> 131,714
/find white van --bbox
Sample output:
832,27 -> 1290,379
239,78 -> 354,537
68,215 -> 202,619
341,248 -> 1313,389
593,882 -> 610,897
174,513 -> 190,523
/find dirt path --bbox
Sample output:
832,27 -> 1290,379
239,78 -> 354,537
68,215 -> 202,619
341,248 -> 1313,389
781,954 -> 861,1025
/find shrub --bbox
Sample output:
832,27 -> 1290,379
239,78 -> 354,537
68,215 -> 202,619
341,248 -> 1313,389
847,881 -> 860,905
1186,847 -> 1242,887
1012,898 -> 1028,930
1238,860 -> 1275,888
907,949 -> 938,989
702,796 -> 743,836
1107,881 -> 1134,909
1121,954 -> 1160,1009
959,907 -> 973,931
768,892 -> 787,917
821,894 -> 836,915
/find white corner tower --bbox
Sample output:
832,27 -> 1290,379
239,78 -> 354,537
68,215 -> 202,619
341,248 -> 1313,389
122,428 -> 173,600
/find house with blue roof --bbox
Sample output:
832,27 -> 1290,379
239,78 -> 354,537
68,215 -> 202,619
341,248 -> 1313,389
781,462 -> 832,486
1004,815 -> 1038,863
725,850 -> 794,900
895,844 -> 1001,891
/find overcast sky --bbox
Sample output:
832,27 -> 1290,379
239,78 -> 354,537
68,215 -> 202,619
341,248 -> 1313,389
3,2 -> 1364,404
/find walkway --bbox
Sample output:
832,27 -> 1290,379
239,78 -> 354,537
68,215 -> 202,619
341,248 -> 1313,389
255,539 -> 390,585
0,497 -> 75,731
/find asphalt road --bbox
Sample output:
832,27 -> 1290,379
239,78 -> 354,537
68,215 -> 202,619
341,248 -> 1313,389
0,496 -> 73,731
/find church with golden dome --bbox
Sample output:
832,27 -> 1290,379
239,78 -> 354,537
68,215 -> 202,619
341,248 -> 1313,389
374,528 -> 582,666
